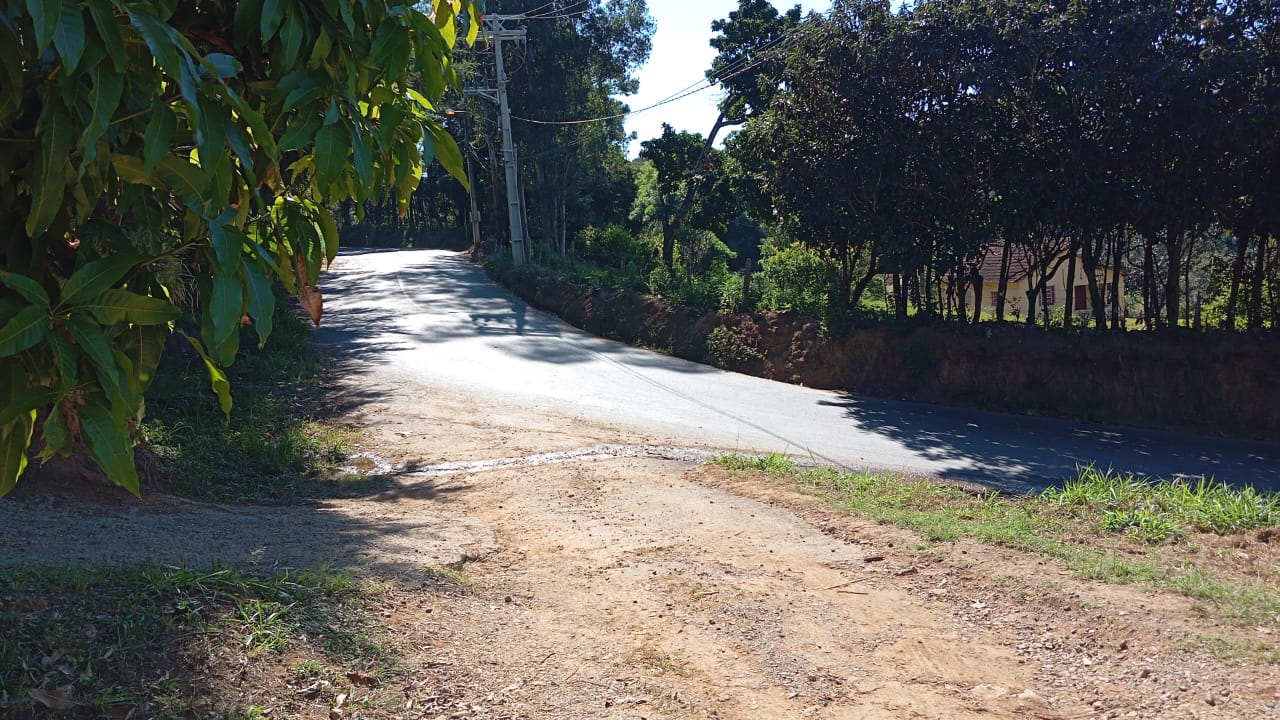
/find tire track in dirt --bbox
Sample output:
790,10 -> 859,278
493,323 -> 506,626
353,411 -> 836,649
405,457 -> 1083,719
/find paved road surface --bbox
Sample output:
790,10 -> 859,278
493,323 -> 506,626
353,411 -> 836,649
319,248 -> 1280,494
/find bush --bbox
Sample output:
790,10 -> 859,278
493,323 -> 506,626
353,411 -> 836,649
756,241 -> 834,319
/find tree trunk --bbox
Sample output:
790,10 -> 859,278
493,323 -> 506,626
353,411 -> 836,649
1110,235 -> 1124,330
1064,247 -> 1077,330
892,272 -> 907,321
1080,233 -> 1108,330
849,246 -> 879,311
1143,237 -> 1156,329
971,267 -> 984,325
1224,234 -> 1250,329
1249,236 -> 1268,330
660,217 -> 675,270
1163,227 -> 1183,327
995,241 -> 1011,322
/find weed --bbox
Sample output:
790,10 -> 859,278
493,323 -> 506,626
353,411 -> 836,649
1100,509 -> 1186,545
712,452 -> 797,475
142,301 -> 370,503
1041,466 -> 1279,537
625,644 -> 684,675
711,453 -> 1280,629
292,660 -> 326,679
0,565 -> 393,718
1180,636 -> 1280,665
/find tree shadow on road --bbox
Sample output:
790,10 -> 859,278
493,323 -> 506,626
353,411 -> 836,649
320,248 -> 715,374
822,393 -> 1280,494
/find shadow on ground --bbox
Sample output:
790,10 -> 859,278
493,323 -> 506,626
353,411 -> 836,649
824,393 -> 1280,494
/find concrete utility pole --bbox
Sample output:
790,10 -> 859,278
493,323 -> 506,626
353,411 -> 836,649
468,15 -> 528,266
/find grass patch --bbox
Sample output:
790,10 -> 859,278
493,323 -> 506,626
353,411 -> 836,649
1179,636 -> 1280,665
712,453 -> 1280,628
0,565 -> 397,718
142,301 -> 378,503
1042,465 -> 1280,536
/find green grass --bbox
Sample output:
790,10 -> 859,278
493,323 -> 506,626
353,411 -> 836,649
142,301 -> 378,503
0,565 -> 395,718
1041,465 -> 1280,536
712,453 -> 1280,632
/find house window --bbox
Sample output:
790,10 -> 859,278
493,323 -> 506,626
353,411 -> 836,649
1075,285 -> 1089,309
990,291 -> 1000,307
1042,286 -> 1056,306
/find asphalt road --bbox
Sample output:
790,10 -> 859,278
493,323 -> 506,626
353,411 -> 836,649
319,248 -> 1280,494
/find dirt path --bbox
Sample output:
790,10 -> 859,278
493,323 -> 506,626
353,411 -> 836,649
5,350 -> 1279,718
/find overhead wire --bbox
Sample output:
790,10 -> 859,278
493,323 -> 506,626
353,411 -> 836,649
507,13 -> 829,127
524,0 -> 592,20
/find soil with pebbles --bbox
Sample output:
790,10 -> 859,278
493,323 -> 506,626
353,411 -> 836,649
4,332 -> 1279,719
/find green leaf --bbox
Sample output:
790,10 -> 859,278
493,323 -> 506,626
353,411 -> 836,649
201,52 -> 241,80
280,11 -> 304,66
118,323 -> 167,393
26,97 -> 73,237
351,122 -> 373,187
182,332 -> 233,415
66,314 -> 122,394
143,101 -> 178,174
60,254 -> 142,307
426,122 -> 468,190
233,0 -> 263,44
225,87 -> 277,159
242,261 -> 275,347
261,0 -> 286,42
406,88 -> 434,112
0,415 -> 35,497
39,404 -> 72,460
80,64 -> 125,165
87,0 -> 125,71
53,2 -> 85,72
27,0 -> 63,51
80,288 -> 181,326
79,400 -> 140,496
208,268 -> 243,346
278,113 -> 321,151
0,386 -> 55,426
47,331 -> 77,393
128,10 -> 184,78
315,206 -> 340,265
0,22 -> 23,127
0,305 -> 50,356
312,122 -> 347,192
153,154 -> 212,206
307,26 -> 332,68
0,269 -> 51,306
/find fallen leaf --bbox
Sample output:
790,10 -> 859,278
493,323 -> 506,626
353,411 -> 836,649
29,687 -> 77,710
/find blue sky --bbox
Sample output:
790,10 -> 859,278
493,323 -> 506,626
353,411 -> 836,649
622,0 -> 831,156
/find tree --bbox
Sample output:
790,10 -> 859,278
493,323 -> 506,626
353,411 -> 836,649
637,124 -> 725,269
0,0 -> 478,495
460,0 -> 652,256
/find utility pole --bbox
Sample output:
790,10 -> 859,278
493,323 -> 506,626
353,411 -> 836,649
468,15 -> 528,266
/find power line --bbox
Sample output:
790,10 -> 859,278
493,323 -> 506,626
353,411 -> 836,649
508,17 -> 825,127
526,0 -> 592,20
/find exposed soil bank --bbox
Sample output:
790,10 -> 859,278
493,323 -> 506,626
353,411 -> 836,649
502,271 -> 1280,442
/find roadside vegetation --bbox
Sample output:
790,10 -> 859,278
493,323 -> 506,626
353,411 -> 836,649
140,301 -> 371,504
712,454 -> 1280,637
0,300 -> 434,717
0,564 -> 444,719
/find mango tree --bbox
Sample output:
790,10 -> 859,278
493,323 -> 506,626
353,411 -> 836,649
0,0 -> 480,495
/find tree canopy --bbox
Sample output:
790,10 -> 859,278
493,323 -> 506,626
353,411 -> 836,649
0,0 -> 479,495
